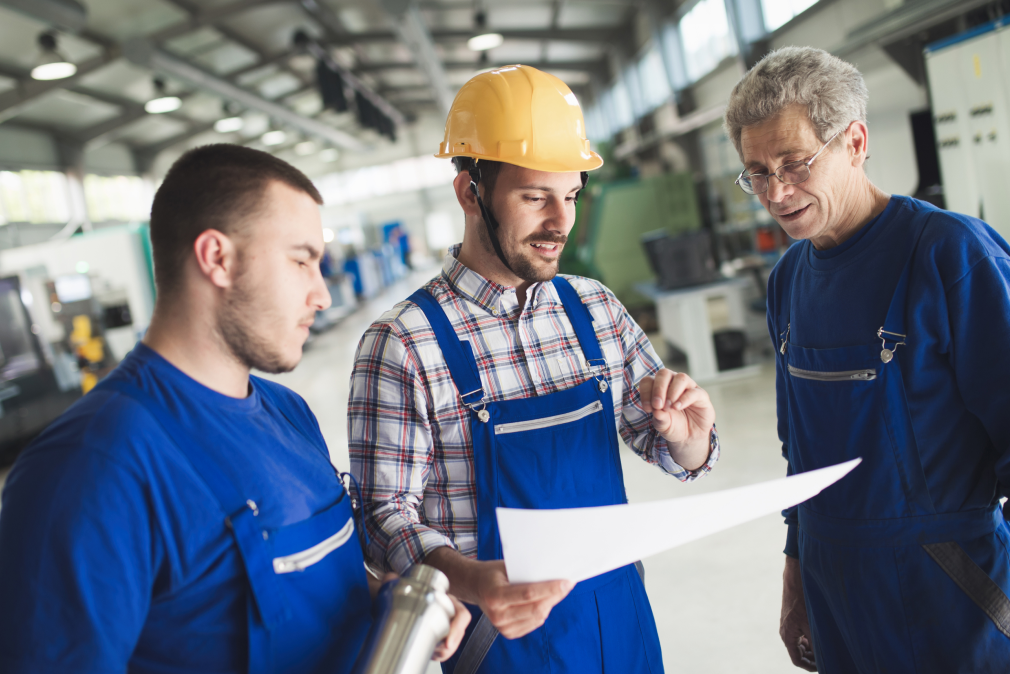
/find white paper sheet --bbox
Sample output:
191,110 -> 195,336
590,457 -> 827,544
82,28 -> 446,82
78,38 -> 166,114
497,458 -> 861,583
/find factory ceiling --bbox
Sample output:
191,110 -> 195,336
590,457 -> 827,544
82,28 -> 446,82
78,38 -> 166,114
0,0 -> 638,175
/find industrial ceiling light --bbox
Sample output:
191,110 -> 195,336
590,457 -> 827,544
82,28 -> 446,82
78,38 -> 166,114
214,116 -> 244,133
294,140 -> 317,156
262,129 -> 287,146
319,148 -> 339,163
467,11 -> 502,52
145,78 -> 182,114
214,102 -> 244,133
31,32 -> 77,81
467,33 -> 503,51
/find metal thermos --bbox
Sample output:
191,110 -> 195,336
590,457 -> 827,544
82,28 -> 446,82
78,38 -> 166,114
351,564 -> 456,674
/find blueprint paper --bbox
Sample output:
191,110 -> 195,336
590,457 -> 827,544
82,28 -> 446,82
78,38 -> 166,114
497,458 -> 861,583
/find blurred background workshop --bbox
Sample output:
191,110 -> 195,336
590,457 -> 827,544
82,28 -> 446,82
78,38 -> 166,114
0,0 -> 1006,671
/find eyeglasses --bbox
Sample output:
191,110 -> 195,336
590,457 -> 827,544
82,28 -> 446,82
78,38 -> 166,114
735,128 -> 843,196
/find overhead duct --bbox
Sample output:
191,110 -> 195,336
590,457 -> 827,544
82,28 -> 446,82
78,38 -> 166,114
122,37 -> 365,151
0,0 -> 87,33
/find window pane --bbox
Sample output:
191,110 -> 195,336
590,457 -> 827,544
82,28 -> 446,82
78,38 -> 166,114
314,155 -> 456,207
679,0 -> 738,82
0,170 -> 70,224
84,175 -> 152,223
608,80 -> 635,131
637,45 -> 673,112
762,0 -> 819,32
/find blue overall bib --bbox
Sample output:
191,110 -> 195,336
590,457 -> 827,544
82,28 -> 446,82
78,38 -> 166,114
776,223 -> 1010,672
409,276 -> 664,674
96,378 -> 373,674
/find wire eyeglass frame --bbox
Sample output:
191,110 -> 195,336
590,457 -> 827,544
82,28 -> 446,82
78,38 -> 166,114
734,128 -> 844,196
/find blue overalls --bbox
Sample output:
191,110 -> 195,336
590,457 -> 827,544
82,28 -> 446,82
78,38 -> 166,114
96,378 -> 374,674
409,276 -> 664,674
775,223 -> 1010,672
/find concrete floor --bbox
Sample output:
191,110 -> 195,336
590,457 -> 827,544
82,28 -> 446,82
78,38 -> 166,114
0,268 -> 794,673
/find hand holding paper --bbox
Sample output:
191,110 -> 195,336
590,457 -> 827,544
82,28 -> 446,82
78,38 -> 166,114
497,458 -> 861,584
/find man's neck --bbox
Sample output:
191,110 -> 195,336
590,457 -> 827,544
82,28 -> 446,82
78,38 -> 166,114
142,297 -> 251,399
456,238 -> 535,306
811,179 -> 891,251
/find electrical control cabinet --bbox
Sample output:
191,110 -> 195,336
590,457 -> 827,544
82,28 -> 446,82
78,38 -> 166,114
925,19 -> 1010,240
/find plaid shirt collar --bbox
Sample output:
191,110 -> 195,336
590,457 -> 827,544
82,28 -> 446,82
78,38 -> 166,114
442,243 -> 559,316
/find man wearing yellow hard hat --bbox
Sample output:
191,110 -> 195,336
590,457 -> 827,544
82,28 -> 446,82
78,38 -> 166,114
348,65 -> 720,673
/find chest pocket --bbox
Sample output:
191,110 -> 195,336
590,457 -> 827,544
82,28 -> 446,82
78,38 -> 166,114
547,355 -> 588,387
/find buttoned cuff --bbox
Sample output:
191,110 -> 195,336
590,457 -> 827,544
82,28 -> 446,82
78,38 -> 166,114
663,424 -> 720,482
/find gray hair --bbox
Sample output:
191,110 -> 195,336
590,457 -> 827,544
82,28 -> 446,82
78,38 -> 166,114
724,46 -> 868,156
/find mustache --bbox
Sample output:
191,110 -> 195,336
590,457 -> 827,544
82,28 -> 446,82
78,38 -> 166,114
521,233 -> 568,245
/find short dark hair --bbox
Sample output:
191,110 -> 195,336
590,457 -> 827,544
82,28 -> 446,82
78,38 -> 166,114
452,157 -> 504,207
149,144 -> 323,295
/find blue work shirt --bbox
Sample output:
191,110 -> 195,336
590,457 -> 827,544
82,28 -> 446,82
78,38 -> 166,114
768,196 -> 1010,556
0,343 -> 348,673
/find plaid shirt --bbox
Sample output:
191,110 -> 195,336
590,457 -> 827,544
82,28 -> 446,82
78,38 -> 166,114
348,246 -> 720,572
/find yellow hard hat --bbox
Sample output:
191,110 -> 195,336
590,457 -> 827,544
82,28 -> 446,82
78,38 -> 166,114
435,65 -> 603,173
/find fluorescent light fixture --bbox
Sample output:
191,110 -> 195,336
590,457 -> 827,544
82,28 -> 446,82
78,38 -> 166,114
467,33 -> 503,51
295,141 -> 317,156
31,32 -> 76,81
262,130 -> 287,146
319,148 -> 339,163
322,228 -> 335,243
214,116 -> 244,133
145,96 -> 182,114
32,61 -> 77,81
75,261 -> 89,274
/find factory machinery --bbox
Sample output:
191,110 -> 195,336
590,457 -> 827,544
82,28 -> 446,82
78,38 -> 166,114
926,18 -> 1010,241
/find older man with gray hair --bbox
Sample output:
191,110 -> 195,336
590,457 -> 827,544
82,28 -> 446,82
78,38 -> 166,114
725,46 -> 1010,672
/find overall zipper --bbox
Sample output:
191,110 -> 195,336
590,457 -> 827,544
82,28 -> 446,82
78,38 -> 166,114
787,365 -> 877,382
494,400 -> 603,435
272,517 -> 355,574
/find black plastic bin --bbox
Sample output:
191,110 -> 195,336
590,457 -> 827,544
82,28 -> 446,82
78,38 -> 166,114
713,329 -> 747,371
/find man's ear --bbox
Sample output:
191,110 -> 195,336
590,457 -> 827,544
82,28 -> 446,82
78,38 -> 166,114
192,229 -> 238,289
848,121 -> 870,168
453,171 -> 482,217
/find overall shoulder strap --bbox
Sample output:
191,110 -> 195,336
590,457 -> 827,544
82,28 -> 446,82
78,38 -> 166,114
775,246 -> 803,335
95,378 -> 291,629
407,288 -> 484,402
551,276 -> 605,364
881,216 -> 932,338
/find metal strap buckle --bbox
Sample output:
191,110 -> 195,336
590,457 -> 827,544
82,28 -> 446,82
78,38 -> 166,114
877,327 -> 907,364
586,358 -> 609,392
460,387 -> 490,422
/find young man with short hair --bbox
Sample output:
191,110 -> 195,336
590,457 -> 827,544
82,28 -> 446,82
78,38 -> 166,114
0,144 -> 467,674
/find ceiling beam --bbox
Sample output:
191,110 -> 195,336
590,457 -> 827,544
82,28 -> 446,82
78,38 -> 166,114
159,0 -> 312,89
358,58 -> 608,75
378,0 -> 454,116
338,26 -> 627,44
0,49 -> 118,124
123,38 -> 365,150
417,0 -> 633,6
76,107 -> 148,145
0,0 -> 88,33
131,121 -> 218,174
149,0 -> 285,43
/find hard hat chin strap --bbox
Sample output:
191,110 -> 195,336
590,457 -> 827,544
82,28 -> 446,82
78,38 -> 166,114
468,164 -> 517,275
466,162 -> 590,278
